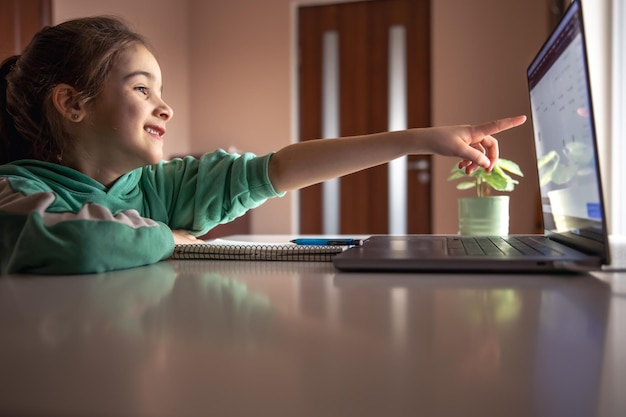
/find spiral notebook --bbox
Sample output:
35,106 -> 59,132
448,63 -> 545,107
171,239 -> 345,262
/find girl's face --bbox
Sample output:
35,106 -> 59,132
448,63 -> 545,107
78,44 -> 173,183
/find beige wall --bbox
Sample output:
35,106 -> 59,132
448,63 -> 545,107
53,0 -> 612,235
188,0 -> 293,234
432,0 -> 548,233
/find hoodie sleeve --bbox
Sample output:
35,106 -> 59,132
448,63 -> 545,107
0,177 -> 174,275
142,150 -> 285,236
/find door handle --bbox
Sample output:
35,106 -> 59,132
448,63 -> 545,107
407,159 -> 430,184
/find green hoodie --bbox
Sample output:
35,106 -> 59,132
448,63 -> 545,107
0,150 -> 282,275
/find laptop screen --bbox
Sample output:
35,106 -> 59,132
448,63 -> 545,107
527,0 -> 606,243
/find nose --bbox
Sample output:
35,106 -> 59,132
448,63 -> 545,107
155,97 -> 174,121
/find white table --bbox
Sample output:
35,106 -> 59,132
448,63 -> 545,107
1,235 -> 625,417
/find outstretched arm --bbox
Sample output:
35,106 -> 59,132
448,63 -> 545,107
268,115 -> 526,193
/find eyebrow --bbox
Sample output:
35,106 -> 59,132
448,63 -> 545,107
123,71 -> 155,81
123,71 -> 163,92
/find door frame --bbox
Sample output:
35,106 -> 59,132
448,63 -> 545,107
291,0 -> 432,234
0,0 -> 51,61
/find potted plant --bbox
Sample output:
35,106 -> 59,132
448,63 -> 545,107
447,158 -> 524,235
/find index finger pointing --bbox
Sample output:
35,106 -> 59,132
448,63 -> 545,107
472,115 -> 527,138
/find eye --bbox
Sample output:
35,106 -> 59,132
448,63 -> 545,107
134,86 -> 149,96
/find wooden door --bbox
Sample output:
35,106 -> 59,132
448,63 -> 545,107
0,0 -> 51,61
298,0 -> 431,235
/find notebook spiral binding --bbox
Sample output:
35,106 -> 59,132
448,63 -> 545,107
171,243 -> 344,262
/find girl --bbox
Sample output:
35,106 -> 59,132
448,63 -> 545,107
0,16 -> 526,274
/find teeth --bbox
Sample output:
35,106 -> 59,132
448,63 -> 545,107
145,127 -> 160,135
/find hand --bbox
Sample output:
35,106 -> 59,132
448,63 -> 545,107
172,229 -> 203,245
425,115 -> 527,174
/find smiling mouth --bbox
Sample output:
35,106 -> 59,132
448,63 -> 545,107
145,125 -> 165,138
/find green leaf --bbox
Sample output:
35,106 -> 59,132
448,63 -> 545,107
552,163 -> 576,185
565,142 -> 593,166
456,181 -> 477,190
447,170 -> 467,181
448,156 -> 523,195
484,173 -> 509,191
538,150 -> 558,168
538,151 -> 559,186
497,158 -> 524,177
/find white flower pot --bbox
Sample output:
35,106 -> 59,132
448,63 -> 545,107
458,196 -> 510,236
547,184 -> 598,232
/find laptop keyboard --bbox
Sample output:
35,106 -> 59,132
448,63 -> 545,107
446,236 -> 564,257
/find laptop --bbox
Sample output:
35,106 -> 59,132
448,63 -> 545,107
333,0 -> 613,273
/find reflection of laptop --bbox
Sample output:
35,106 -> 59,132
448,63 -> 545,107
333,272 -> 611,415
334,0 -> 613,273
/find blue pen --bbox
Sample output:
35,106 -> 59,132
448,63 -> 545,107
290,238 -> 362,246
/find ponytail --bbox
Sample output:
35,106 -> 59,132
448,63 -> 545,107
0,55 -> 30,164
1,17 -> 149,166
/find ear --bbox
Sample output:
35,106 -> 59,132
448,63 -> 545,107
51,84 -> 85,123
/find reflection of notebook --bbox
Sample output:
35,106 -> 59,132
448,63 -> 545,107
334,0 -> 614,273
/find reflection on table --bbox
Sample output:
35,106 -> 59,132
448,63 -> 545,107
0,258 -> 624,417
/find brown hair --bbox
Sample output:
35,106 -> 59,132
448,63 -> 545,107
0,16 -> 149,164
